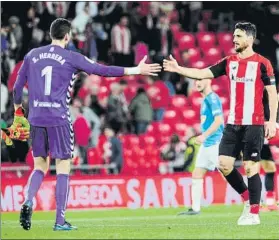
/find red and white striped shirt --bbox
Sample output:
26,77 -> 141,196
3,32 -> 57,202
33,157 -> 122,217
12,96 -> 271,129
210,53 -> 276,125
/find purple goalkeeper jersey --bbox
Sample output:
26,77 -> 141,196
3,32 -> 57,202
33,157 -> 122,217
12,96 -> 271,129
13,45 -> 124,126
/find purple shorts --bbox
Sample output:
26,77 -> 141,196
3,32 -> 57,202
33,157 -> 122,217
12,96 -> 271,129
31,124 -> 74,159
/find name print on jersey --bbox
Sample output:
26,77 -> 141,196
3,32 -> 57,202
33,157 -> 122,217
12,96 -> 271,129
32,53 -> 66,65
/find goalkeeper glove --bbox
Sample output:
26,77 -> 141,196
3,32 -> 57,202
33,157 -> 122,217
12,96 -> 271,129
1,129 -> 14,146
12,107 -> 30,133
1,124 -> 30,144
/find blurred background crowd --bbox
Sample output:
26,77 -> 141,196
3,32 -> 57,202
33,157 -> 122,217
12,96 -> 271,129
1,1 -> 279,177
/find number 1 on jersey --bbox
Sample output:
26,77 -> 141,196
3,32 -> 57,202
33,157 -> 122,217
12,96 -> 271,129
41,66 -> 52,96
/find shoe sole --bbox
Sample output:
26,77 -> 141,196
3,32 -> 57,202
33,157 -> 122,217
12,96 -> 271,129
19,205 -> 32,231
53,228 -> 78,231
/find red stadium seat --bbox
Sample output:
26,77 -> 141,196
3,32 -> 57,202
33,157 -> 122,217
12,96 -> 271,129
134,42 -> 149,64
139,134 -> 157,147
125,134 -> 140,147
171,95 -> 188,108
217,32 -> 233,50
190,60 -> 207,69
178,33 -> 196,50
224,47 -> 236,56
181,109 -> 199,126
157,122 -> 172,136
170,23 -> 181,35
196,32 -> 216,51
174,123 -> 188,138
124,83 -> 139,102
173,47 -> 183,65
188,91 -> 203,109
163,108 -> 182,124
188,48 -> 202,63
203,47 -> 222,64
87,148 -> 102,165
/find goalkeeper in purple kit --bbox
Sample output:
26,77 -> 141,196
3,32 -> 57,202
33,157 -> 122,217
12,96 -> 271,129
13,18 -> 161,231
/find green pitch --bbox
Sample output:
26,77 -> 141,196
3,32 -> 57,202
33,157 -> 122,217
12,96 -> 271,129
2,205 -> 278,239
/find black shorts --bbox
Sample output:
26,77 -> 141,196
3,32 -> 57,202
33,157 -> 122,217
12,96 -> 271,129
219,124 -> 264,162
260,144 -> 274,161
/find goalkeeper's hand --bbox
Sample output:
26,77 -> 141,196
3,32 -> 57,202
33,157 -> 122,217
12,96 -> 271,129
1,124 -> 30,144
12,107 -> 30,133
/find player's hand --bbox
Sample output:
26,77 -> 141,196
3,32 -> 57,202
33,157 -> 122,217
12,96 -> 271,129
138,55 -> 162,76
195,134 -> 206,145
264,121 -> 276,139
163,55 -> 180,73
2,124 -> 30,141
12,107 -> 30,132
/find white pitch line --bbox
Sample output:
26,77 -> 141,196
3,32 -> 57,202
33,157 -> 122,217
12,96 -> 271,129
1,213 -> 247,224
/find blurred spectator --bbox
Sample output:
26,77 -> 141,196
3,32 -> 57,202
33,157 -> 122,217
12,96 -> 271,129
145,77 -> 170,121
83,95 -> 101,148
89,84 -> 106,117
7,60 -> 23,92
1,83 -> 9,119
177,2 -> 202,32
72,72 -> 101,147
149,13 -> 173,63
111,13 -> 133,66
70,98 -> 91,167
76,2 -> 98,18
217,2 -> 234,31
106,83 -> 128,134
129,87 -> 153,135
8,16 -> 23,62
72,2 -> 91,42
20,6 -> 41,59
103,126 -> 123,174
189,2 -> 202,32
159,134 -> 187,174
140,2 -> 160,43
119,79 -> 129,114
45,2 -> 70,18
129,3 -> 142,45
1,26 -> 11,84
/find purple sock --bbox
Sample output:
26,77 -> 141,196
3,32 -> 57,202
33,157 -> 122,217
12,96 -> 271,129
25,170 -> 45,203
55,174 -> 70,225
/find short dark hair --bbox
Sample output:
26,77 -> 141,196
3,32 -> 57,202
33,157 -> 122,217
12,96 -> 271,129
235,22 -> 257,39
50,18 -> 71,40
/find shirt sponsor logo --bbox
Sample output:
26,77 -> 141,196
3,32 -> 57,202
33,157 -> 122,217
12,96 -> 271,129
231,76 -> 255,82
251,153 -> 258,157
33,100 -> 61,108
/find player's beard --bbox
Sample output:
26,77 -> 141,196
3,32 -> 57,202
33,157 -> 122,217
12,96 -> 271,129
235,42 -> 249,53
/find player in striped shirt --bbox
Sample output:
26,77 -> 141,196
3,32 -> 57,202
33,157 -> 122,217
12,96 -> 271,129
163,22 -> 278,225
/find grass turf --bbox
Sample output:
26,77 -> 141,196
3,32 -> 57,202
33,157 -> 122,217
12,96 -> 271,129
1,205 -> 279,239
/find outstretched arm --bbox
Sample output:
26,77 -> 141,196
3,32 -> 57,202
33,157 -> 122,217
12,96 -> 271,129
73,53 -> 161,77
163,55 -> 227,80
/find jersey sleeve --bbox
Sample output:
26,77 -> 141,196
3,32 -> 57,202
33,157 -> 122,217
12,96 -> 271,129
260,59 -> 276,86
209,57 -> 227,78
71,52 -> 125,77
13,56 -> 29,104
207,94 -> 223,117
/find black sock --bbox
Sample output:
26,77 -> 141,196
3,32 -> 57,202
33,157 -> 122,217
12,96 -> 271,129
265,172 -> 275,192
224,168 -> 248,194
248,173 -> 262,205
